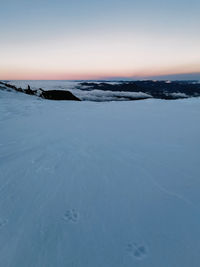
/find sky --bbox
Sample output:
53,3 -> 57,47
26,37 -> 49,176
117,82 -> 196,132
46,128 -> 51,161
0,0 -> 200,80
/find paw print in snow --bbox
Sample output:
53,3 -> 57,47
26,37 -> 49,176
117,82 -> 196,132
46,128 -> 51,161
126,242 -> 148,260
63,209 -> 79,223
0,219 -> 8,228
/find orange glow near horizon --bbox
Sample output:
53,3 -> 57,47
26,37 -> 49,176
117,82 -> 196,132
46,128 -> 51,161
1,31 -> 200,80
1,67 -> 200,80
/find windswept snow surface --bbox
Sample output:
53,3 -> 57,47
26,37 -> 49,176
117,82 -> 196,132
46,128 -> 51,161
0,90 -> 200,267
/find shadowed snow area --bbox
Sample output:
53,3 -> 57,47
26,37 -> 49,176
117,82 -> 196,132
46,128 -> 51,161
0,89 -> 200,267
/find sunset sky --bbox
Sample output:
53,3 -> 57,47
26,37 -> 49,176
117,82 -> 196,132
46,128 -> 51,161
1,0 -> 200,80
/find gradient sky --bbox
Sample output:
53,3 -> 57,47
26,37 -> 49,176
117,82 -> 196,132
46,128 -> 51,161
1,0 -> 200,80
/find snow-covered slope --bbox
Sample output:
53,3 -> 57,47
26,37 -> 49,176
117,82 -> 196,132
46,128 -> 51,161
0,90 -> 200,267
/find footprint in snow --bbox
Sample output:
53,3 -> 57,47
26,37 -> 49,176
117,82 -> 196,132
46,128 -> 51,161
126,242 -> 148,260
0,219 -> 8,228
63,209 -> 79,223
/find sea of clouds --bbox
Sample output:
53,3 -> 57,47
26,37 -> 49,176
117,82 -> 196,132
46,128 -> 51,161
8,80 -> 152,101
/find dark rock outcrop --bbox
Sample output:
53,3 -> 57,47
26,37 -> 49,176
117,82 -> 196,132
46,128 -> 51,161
40,90 -> 81,101
0,82 -> 81,101
24,85 -> 36,95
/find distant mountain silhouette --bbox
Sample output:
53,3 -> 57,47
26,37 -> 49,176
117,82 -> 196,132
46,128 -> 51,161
102,72 -> 200,81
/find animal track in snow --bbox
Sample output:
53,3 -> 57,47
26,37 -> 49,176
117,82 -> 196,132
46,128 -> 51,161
63,209 -> 79,223
126,242 -> 148,260
0,219 -> 8,228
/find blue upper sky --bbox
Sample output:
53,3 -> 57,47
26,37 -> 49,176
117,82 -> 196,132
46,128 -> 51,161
1,0 -> 200,79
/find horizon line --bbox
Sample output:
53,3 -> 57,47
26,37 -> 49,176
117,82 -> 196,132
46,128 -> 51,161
1,71 -> 200,81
